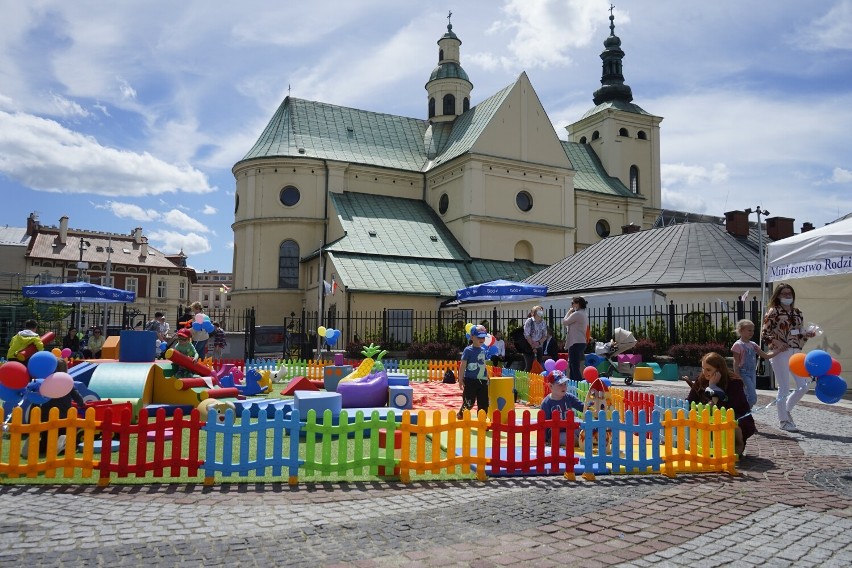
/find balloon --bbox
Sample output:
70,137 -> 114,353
815,374 -> 847,404
464,323 -> 473,335
28,351 -> 58,379
194,313 -> 205,324
61,348 -> 72,359
25,380 -> 49,405
203,321 -> 215,333
487,345 -> 499,357
804,350 -> 832,377
51,348 -> 62,357
192,322 -> 203,331
40,372 -> 74,399
326,334 -> 338,347
829,359 -> 842,376
317,326 -> 327,337
484,334 -> 494,347
203,315 -> 211,322
788,352 -> 809,378
325,328 -> 335,339
554,359 -> 568,373
583,366 -> 600,382
0,361 -> 31,389
544,359 -> 556,372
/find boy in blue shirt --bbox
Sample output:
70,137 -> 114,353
457,325 -> 490,419
540,371 -> 584,446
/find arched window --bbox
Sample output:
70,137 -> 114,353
637,130 -> 647,140
463,97 -> 470,112
439,49 -> 444,61
442,94 -> 455,115
428,98 -> 436,119
619,127 -> 629,137
591,131 -> 600,141
579,136 -> 587,144
630,165 -> 640,194
278,240 -> 299,289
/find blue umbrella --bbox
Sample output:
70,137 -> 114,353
22,281 -> 136,303
456,279 -> 547,303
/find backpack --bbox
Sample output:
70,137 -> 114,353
443,369 -> 457,384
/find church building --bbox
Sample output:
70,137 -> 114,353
230,13 -> 661,325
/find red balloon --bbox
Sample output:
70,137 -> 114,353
829,359 -> 842,376
583,366 -> 599,382
0,361 -> 30,390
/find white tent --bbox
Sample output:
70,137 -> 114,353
767,217 -> 852,388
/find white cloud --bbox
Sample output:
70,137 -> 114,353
50,93 -> 90,118
832,167 -> 852,183
0,110 -> 213,196
97,201 -> 160,222
147,229 -> 211,256
791,0 -> 852,51
662,163 -> 729,187
161,209 -> 210,233
117,77 -> 137,100
202,205 -> 217,215
661,187 -> 708,215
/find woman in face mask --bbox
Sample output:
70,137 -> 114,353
761,283 -> 815,432
522,305 -> 548,372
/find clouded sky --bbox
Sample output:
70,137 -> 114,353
1,0 -> 850,272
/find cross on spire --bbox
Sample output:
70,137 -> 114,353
447,10 -> 452,27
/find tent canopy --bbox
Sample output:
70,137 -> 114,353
456,279 -> 547,303
767,217 -> 852,281
22,281 -> 137,303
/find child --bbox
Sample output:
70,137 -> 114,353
683,352 -> 755,456
173,328 -> 198,378
212,322 -> 227,360
490,330 -> 506,367
6,319 -> 44,361
540,371 -> 583,446
731,319 -> 775,407
457,325 -> 489,419
30,357 -> 86,456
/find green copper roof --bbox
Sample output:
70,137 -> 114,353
561,141 -> 639,198
238,97 -> 430,171
428,62 -> 470,83
579,100 -> 652,120
326,192 -> 467,260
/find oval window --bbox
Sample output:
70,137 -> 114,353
438,193 -> 449,215
596,219 -> 611,238
516,191 -> 533,212
279,185 -> 300,207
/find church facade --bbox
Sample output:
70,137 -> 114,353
230,14 -> 661,325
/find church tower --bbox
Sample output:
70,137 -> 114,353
566,9 -> 663,226
425,12 -> 473,123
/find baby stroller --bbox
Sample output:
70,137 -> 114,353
594,327 -> 639,386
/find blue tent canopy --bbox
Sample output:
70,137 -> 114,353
22,281 -> 136,303
456,279 -> 547,303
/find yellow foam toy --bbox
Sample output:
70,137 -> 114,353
339,357 -> 374,383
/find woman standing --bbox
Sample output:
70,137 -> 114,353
190,301 -> 210,358
562,296 -> 589,383
761,283 -> 813,432
522,305 -> 548,372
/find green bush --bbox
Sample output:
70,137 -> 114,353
666,342 -> 730,366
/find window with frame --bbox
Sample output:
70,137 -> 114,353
179,281 -> 186,300
428,98 -> 435,118
279,240 -> 300,289
101,276 -> 114,288
157,280 -> 167,299
442,93 -> 455,115
387,309 -> 413,345
630,165 -> 640,194
125,277 -> 138,295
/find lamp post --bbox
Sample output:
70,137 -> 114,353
746,206 -> 771,383
77,237 -> 91,282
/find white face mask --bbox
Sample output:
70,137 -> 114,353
536,310 -> 544,317
780,298 -> 794,306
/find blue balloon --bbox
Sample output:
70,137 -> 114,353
202,321 -> 215,333
192,322 -> 203,331
23,379 -> 49,405
326,332 -> 339,346
805,350 -> 832,377
487,345 -> 499,357
27,351 -> 58,379
815,374 -> 847,404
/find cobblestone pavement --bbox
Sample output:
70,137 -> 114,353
1,381 -> 850,567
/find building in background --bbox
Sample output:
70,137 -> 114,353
194,270 -> 232,311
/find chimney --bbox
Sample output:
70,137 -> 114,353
801,222 -> 814,233
140,237 -> 148,258
724,210 -> 749,238
766,216 -> 794,241
132,227 -> 143,244
26,212 -> 40,236
58,216 -> 69,244
621,222 -> 641,235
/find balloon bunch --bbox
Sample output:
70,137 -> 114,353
789,349 -> 847,404
192,313 -> 215,334
0,350 -> 74,408
49,347 -> 74,359
542,357 -> 568,380
464,323 -> 500,357
317,326 -> 341,346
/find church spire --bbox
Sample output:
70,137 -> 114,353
425,11 -> 473,123
592,5 -> 634,106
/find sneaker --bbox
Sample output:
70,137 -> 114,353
781,421 -> 799,432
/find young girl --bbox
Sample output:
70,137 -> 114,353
683,352 -> 755,456
731,319 -> 776,407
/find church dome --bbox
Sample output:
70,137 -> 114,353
429,62 -> 470,83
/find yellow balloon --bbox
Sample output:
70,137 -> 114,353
465,323 -> 473,334
51,348 -> 62,357
318,326 -> 327,337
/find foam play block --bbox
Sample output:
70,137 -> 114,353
294,390 -> 342,419
633,366 -> 654,381
323,365 -> 353,392
281,376 -> 319,396
119,330 -> 157,362
388,385 -> 413,410
386,372 -> 409,386
16,331 -> 55,361
144,403 -> 194,417
489,377 -> 515,423
67,361 -> 97,385
100,335 -> 120,360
